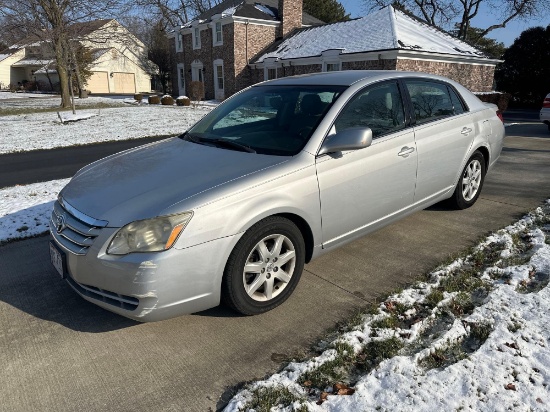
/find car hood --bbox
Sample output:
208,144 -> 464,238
60,137 -> 288,226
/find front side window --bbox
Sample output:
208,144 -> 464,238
405,80 -> 455,124
177,34 -> 183,52
334,81 -> 406,138
185,85 -> 346,156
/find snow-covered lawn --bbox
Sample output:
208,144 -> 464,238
0,101 -> 212,154
0,179 -> 69,243
225,202 -> 550,412
0,91 -> 58,100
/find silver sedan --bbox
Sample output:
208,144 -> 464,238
49,71 -> 505,321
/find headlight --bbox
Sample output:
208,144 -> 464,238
107,212 -> 193,255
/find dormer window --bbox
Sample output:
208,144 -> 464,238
193,27 -> 201,49
213,21 -> 223,45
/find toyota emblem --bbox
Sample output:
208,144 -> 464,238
56,213 -> 67,233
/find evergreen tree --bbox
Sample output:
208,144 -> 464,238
495,26 -> 550,105
304,0 -> 350,23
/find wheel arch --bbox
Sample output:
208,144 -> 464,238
475,144 -> 490,170
274,212 -> 315,263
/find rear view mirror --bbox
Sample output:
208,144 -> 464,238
318,127 -> 373,155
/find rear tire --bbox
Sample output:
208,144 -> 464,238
222,216 -> 305,315
449,151 -> 486,210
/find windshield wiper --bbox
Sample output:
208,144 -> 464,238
210,138 -> 256,153
180,132 -> 203,143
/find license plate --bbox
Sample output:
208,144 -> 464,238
49,242 -> 65,279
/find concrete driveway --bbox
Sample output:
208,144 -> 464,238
1,123 -> 549,411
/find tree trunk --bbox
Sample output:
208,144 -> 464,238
54,41 -> 71,108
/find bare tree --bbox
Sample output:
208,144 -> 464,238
364,0 -> 550,42
131,0 -> 224,28
0,0 -> 129,107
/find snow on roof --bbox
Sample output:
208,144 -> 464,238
11,59 -> 52,67
222,5 -> 240,17
254,3 -> 276,18
0,54 -> 10,62
255,6 -> 485,63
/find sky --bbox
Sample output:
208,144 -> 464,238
339,0 -> 550,46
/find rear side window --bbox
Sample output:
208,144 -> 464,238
334,81 -> 405,139
405,80 -> 455,125
448,86 -> 467,115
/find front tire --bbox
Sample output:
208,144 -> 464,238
449,151 -> 486,209
222,216 -> 305,315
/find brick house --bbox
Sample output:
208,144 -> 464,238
171,1 -> 500,100
170,0 -> 322,100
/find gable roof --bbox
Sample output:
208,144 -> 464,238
185,0 -> 323,27
255,5 -> 487,63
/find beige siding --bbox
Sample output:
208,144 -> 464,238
86,71 -> 110,93
0,49 -> 25,88
112,72 -> 135,93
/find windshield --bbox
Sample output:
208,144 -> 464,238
183,85 -> 346,156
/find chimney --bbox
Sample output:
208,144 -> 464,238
278,0 -> 302,38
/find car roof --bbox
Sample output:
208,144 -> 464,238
257,70 -> 456,87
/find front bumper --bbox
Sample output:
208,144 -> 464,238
50,212 -> 240,322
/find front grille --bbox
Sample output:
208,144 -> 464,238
66,275 -> 139,311
50,199 -> 107,255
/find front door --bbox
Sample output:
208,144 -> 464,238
316,80 -> 418,248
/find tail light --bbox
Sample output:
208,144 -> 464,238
496,111 -> 504,122
543,97 -> 550,108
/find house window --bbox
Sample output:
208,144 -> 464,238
193,27 -> 201,49
213,59 -> 224,100
176,34 -> 183,52
325,62 -> 340,72
177,63 -> 185,95
265,67 -> 277,80
216,65 -> 224,90
214,22 -> 223,45
192,61 -> 204,83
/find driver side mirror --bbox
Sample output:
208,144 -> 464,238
318,127 -> 373,155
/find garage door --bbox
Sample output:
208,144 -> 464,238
86,71 -> 109,93
113,72 -> 136,93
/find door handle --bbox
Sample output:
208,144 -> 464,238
461,127 -> 473,135
398,146 -> 415,157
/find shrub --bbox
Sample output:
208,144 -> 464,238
188,81 -> 205,101
148,95 -> 160,104
134,93 -> 143,102
161,95 -> 174,105
176,96 -> 191,106
474,92 -> 511,112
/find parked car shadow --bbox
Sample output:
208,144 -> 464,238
0,204 -> 138,332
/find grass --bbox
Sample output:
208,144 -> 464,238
439,267 -> 487,293
240,386 -> 306,412
298,342 -> 356,390
234,202 -> 549,409
358,337 -> 404,370
424,289 -> 445,309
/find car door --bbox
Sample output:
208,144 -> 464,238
315,80 -> 418,248
403,79 -> 476,203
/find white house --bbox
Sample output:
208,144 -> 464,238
0,19 -> 153,94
